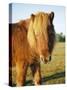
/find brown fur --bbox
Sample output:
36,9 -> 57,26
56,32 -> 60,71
9,12 -> 55,86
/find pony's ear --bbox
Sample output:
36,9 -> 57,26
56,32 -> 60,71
31,14 -> 35,21
49,12 -> 54,23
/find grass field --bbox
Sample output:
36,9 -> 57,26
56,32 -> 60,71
12,42 -> 65,86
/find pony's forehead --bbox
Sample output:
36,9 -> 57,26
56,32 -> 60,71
34,12 -> 49,21
35,12 -> 49,16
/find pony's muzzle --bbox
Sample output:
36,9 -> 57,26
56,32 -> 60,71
40,55 -> 52,64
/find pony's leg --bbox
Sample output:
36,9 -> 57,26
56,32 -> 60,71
16,61 -> 28,86
30,62 -> 41,85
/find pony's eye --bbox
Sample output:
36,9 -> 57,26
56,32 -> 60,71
47,24 -> 50,31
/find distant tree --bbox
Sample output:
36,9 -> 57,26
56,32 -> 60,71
56,32 -> 65,42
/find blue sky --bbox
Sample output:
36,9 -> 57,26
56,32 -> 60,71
9,3 -> 66,35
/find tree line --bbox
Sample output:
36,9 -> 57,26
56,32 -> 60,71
56,33 -> 65,42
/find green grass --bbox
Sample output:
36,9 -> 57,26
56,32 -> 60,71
11,42 -> 65,86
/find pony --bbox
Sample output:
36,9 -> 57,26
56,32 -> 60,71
9,11 -> 55,86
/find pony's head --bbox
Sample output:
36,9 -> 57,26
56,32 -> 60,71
28,12 -> 55,63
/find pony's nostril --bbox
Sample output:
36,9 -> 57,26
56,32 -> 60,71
40,55 -> 44,62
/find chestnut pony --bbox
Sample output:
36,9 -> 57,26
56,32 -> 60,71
9,12 -> 55,86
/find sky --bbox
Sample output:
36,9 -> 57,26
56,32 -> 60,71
9,3 -> 66,35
